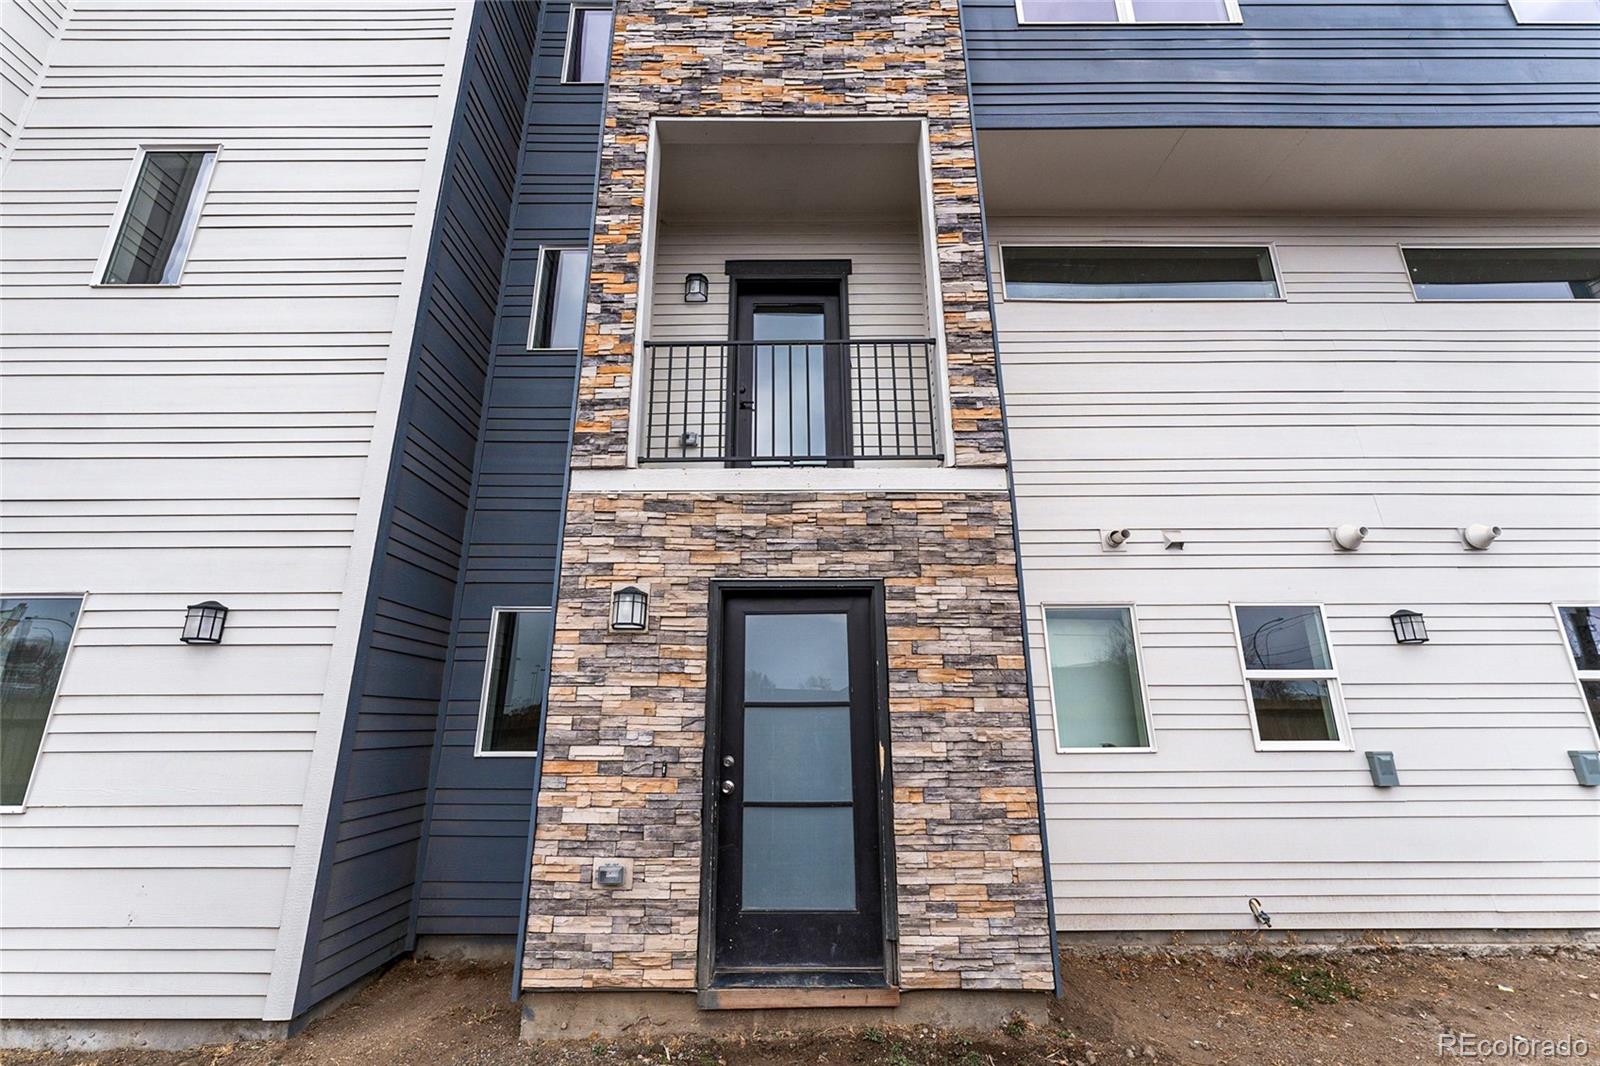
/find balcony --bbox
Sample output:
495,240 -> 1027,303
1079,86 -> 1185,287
639,338 -> 941,465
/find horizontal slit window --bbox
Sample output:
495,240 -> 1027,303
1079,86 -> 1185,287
1404,247 -> 1600,301
1002,246 -> 1278,300
2,596 -> 83,807
102,149 -> 216,285
1017,0 -> 1240,23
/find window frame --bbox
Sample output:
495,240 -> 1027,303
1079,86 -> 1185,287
1228,602 -> 1352,752
1508,0 -> 1600,24
1398,244 -> 1600,303
473,606 -> 554,758
997,242 -> 1286,303
562,3 -> 614,85
526,245 -> 590,351
1015,0 -> 1242,25
93,145 -> 220,287
1039,602 -> 1157,754
0,591 -> 88,813
1552,603 -> 1600,746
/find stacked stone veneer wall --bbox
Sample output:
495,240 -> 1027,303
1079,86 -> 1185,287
524,0 -> 1054,994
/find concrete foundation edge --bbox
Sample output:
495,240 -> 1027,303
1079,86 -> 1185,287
1056,927 -> 1600,954
518,990 -> 1052,1041
0,1018 -> 291,1053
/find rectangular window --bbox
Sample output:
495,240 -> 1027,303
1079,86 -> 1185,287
1557,605 -> 1600,735
528,247 -> 589,349
101,149 -> 216,285
1043,606 -> 1153,750
1232,605 -> 1348,749
564,5 -> 614,83
476,608 -> 552,755
1509,0 -> 1600,23
1002,245 -> 1279,300
2,597 -> 83,807
1403,247 -> 1600,301
1017,0 -> 1240,23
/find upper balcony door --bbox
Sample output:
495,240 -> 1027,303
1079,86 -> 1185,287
731,274 -> 850,467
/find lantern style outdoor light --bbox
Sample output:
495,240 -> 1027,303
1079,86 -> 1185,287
181,601 -> 229,644
611,586 -> 649,632
1390,609 -> 1428,645
684,273 -> 709,303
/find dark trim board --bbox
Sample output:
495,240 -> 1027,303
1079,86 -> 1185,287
695,579 -> 899,1003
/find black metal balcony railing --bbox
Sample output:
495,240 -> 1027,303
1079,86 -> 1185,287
639,339 -> 942,465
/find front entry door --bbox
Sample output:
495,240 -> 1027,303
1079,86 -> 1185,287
707,587 -> 889,987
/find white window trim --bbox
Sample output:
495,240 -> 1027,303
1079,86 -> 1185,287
1397,243 -> 1600,303
526,245 -> 589,351
1508,0 -> 1600,24
473,606 -> 553,758
1228,602 -> 1352,752
0,591 -> 89,813
92,145 -> 219,287
1016,0 -> 1242,25
1039,602 -> 1157,754
996,241 -> 1286,303
561,3 -> 613,85
1552,603 -> 1600,746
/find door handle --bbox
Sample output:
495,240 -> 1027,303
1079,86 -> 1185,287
720,780 -> 736,795
738,400 -> 755,410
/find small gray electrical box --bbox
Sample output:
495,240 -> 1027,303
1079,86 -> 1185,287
1365,751 -> 1400,788
594,862 -> 626,887
1570,751 -> 1600,787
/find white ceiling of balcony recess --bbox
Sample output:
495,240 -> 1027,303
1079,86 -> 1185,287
655,118 -> 923,222
978,127 -> 1600,215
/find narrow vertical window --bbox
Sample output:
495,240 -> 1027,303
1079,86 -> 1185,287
1043,606 -> 1152,750
102,150 -> 216,285
1232,605 -> 1347,749
477,608 -> 552,755
1557,606 -> 1600,734
528,247 -> 590,349
564,5 -> 614,84
2,597 -> 83,807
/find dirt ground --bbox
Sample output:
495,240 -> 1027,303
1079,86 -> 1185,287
8,949 -> 1597,1066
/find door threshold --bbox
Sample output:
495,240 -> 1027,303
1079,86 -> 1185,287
698,986 -> 901,1011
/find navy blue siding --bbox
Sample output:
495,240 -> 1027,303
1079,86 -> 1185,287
961,0 -> 1600,128
410,0 -> 604,940
294,1 -> 540,1014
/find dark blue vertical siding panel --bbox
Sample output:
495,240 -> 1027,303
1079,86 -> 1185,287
293,1 -> 540,1016
962,0 -> 1600,128
410,0 -> 603,939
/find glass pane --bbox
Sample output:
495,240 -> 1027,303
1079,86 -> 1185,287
1560,606 -> 1600,672
1003,246 -> 1278,300
752,309 -> 826,460
532,249 -> 588,349
744,705 -> 852,802
744,612 -> 848,701
741,806 -> 854,911
1236,606 -> 1332,672
1582,680 -> 1600,734
2,597 -> 82,806
1510,0 -> 1600,23
1044,607 -> 1149,748
1130,0 -> 1234,20
570,7 -> 614,82
1018,0 -> 1119,19
482,610 -> 551,752
1250,679 -> 1340,743
1405,248 -> 1600,300
103,151 -> 210,285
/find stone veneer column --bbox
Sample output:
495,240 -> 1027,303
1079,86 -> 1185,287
523,0 -> 1054,993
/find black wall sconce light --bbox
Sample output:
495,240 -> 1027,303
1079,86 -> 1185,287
1390,609 -> 1428,645
684,273 -> 709,303
181,601 -> 229,644
611,585 -> 649,632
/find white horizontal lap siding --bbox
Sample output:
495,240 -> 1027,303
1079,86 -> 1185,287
0,1 -> 469,1020
993,215 -> 1600,933
0,0 -> 67,158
